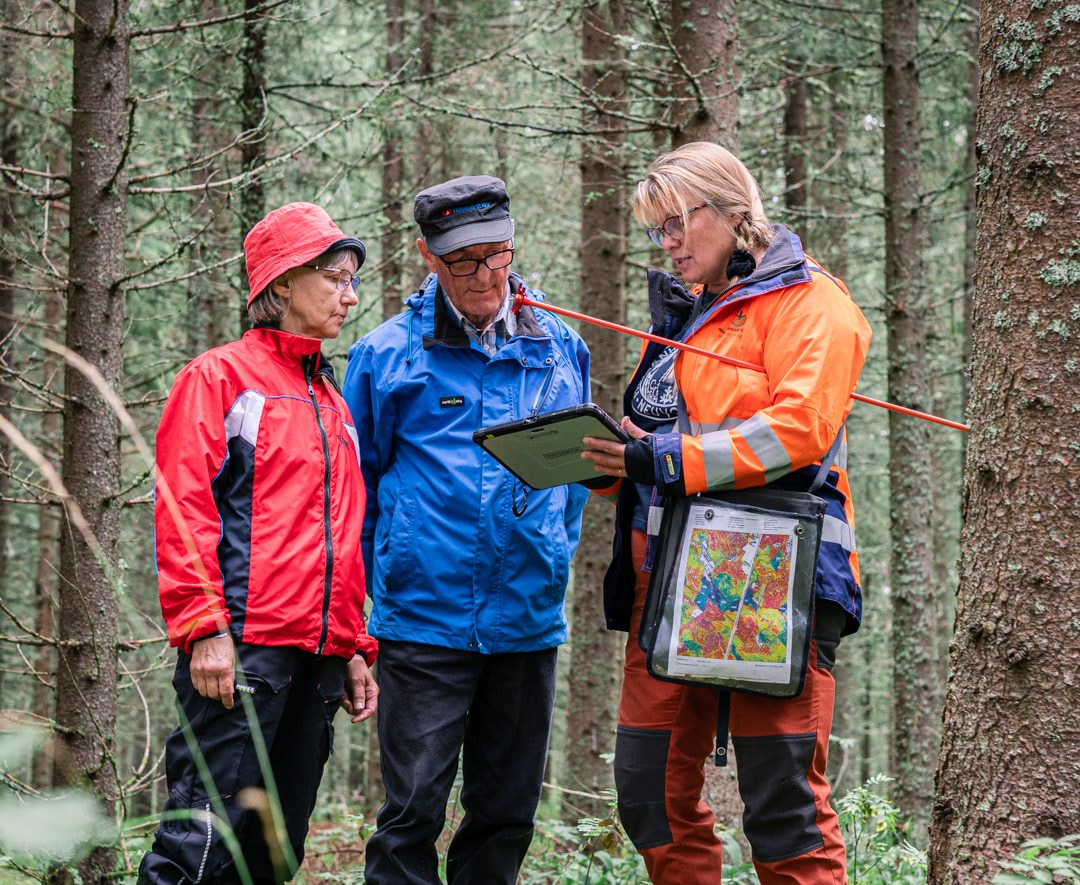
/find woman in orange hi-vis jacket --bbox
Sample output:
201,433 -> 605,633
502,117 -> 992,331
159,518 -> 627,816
582,142 -> 872,884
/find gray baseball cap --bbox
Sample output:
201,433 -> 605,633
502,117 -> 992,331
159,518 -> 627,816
413,175 -> 513,256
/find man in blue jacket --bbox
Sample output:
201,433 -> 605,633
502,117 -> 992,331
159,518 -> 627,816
343,175 -> 592,884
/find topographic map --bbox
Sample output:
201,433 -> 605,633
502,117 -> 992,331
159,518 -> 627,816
676,527 -> 793,663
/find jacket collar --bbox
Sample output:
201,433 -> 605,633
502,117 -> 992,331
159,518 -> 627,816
244,326 -> 337,384
411,272 -> 547,351
246,325 -> 323,359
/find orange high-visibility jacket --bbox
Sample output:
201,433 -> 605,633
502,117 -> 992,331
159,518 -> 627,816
608,226 -> 872,633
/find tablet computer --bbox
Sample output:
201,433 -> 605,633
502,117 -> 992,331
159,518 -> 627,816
473,403 -> 630,489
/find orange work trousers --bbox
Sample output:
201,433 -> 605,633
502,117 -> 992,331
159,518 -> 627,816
614,531 -> 847,884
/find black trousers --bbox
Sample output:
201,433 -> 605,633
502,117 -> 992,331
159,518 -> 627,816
363,640 -> 558,885
138,644 -> 346,884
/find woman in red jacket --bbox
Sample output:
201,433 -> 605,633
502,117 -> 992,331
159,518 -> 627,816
140,203 -> 378,885
584,143 -> 871,884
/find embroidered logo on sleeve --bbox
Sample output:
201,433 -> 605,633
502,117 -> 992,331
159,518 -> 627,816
440,395 -> 466,408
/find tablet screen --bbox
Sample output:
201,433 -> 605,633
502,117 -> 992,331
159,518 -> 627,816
473,403 -> 628,489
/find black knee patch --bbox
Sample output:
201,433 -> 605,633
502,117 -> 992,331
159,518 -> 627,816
733,732 -> 823,862
613,726 -> 673,850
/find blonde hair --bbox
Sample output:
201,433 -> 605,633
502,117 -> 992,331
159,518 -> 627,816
632,142 -> 773,253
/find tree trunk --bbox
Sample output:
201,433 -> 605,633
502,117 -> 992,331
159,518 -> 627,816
381,0 -> 406,322
32,288 -> 63,788
670,0 -> 738,147
188,0 -> 234,351
53,1 -> 129,880
0,0 -> 21,706
782,60 -> 807,224
881,0 -> 938,836
237,0 -> 267,328
410,0 -> 438,284
822,75 -> 850,282
928,3 -> 1080,880
563,0 -> 625,820
961,0 -> 979,413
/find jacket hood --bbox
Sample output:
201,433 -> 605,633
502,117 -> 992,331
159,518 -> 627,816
646,268 -> 695,331
725,223 -> 810,299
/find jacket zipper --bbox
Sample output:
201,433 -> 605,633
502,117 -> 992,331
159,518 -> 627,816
304,355 -> 334,655
529,364 -> 557,416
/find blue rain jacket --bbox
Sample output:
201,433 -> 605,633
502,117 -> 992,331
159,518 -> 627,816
342,274 -> 591,653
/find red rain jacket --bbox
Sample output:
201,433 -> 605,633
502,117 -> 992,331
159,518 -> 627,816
155,327 -> 376,663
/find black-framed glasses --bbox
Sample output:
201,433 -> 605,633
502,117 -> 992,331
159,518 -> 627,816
305,264 -> 362,293
439,248 -> 515,277
645,203 -> 711,247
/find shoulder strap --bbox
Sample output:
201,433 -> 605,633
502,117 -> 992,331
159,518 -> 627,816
809,427 -> 844,493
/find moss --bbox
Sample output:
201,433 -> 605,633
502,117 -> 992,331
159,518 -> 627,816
1047,5 -> 1080,35
1022,211 -> 1048,230
1031,111 -> 1055,133
991,16 -> 1041,73
1036,65 -> 1067,93
1046,319 -> 1070,339
1040,259 -> 1080,288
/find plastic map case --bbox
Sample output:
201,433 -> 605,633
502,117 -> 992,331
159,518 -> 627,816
640,488 -> 827,698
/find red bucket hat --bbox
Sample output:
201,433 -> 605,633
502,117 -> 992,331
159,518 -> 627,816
243,203 -> 366,306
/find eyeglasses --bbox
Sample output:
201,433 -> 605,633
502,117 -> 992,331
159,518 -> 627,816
305,264 -> 362,293
645,203 -> 711,247
439,248 -> 515,277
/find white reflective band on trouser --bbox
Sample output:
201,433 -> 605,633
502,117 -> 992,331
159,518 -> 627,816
822,514 -> 857,553
647,505 -> 665,536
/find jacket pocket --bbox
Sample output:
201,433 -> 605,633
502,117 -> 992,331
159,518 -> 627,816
375,492 -> 418,593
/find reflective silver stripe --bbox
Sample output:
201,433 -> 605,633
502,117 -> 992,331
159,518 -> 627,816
647,505 -> 665,536
822,514 -> 857,553
738,414 -> 791,483
700,430 -> 736,489
343,422 -> 362,469
695,418 -> 742,433
223,389 -> 266,447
